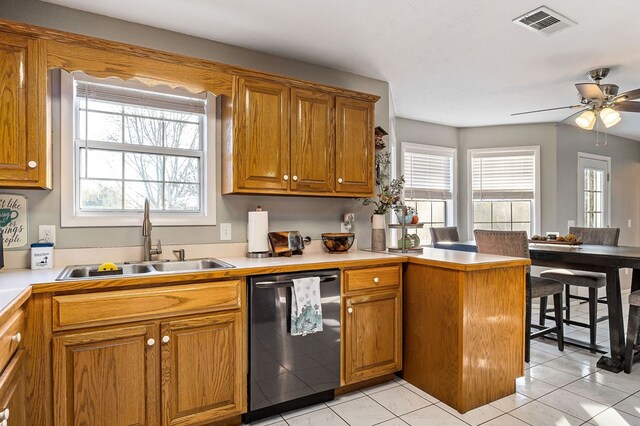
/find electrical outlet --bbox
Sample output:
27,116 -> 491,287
220,223 -> 232,241
39,225 -> 56,245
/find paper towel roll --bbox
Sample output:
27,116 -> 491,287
247,210 -> 269,253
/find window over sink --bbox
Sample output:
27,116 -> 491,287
60,71 -> 217,227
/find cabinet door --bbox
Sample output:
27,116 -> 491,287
235,77 -> 290,192
53,324 -> 159,426
335,97 -> 374,195
161,311 -> 245,425
290,88 -> 334,193
344,290 -> 402,384
0,33 -> 48,188
0,350 -> 26,426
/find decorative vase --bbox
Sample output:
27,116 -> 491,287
371,213 -> 386,252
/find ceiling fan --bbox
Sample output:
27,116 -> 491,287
512,68 -> 640,130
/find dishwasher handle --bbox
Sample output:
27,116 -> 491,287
254,274 -> 339,288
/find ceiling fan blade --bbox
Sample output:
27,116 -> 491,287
576,83 -> 605,100
511,105 -> 583,116
614,101 -> 640,113
616,88 -> 640,101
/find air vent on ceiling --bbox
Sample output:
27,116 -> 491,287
513,6 -> 576,36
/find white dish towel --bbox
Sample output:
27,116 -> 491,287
291,276 -> 323,336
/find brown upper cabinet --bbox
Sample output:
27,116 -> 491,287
0,20 -> 378,193
0,33 -> 50,189
335,97 -> 374,195
223,76 -> 376,197
232,78 -> 290,192
290,88 -> 335,193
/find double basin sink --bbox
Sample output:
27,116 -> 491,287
56,258 -> 235,281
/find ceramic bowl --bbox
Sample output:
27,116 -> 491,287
321,233 -> 355,253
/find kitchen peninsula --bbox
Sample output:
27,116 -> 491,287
0,246 -> 528,424
402,248 -> 529,413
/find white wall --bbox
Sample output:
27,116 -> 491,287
0,0 -> 390,250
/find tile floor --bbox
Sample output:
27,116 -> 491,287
245,300 -> 640,426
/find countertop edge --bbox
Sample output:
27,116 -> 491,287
0,247 -> 530,317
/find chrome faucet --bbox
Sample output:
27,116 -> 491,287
142,199 -> 162,261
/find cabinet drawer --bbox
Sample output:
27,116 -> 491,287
344,265 -> 401,293
0,349 -> 25,426
52,280 -> 242,331
0,310 -> 24,372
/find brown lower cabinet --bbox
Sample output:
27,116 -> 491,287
0,349 -> 26,426
342,266 -> 402,385
161,312 -> 244,425
53,312 -> 245,425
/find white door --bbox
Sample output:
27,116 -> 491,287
577,153 -> 611,227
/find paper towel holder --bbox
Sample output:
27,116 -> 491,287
246,206 -> 272,258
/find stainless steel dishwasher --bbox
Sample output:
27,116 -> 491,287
245,269 -> 341,422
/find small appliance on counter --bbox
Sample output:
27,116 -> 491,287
268,231 -> 311,256
247,206 -> 271,258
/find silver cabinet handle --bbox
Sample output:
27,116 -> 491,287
11,332 -> 21,343
373,277 -> 379,283
28,160 -> 37,169
338,178 -> 343,184
162,335 -> 170,344
292,175 -> 298,181
147,338 -> 155,346
347,307 -> 353,314
283,174 -> 289,181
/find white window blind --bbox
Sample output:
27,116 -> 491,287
472,152 -> 535,200
76,81 -> 207,115
403,147 -> 454,200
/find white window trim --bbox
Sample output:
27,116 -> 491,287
467,146 -> 541,237
60,70 -> 217,227
577,152 -> 611,227
400,142 -> 457,227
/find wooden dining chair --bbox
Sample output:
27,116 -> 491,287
429,226 -> 460,246
540,227 -> 620,351
624,290 -> 640,373
474,230 -> 564,363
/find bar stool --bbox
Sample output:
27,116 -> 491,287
474,230 -> 564,362
429,226 -> 460,246
624,290 -> 640,373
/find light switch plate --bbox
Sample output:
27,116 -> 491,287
39,225 -> 56,245
220,223 -> 232,241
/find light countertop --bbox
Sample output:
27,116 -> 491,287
0,247 -> 528,317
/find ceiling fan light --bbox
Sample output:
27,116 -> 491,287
599,107 -> 621,128
575,110 -> 596,130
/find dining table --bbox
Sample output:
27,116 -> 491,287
434,240 -> 640,373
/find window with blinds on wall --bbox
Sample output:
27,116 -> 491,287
73,76 -> 209,214
402,143 -> 456,245
470,148 -> 538,235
